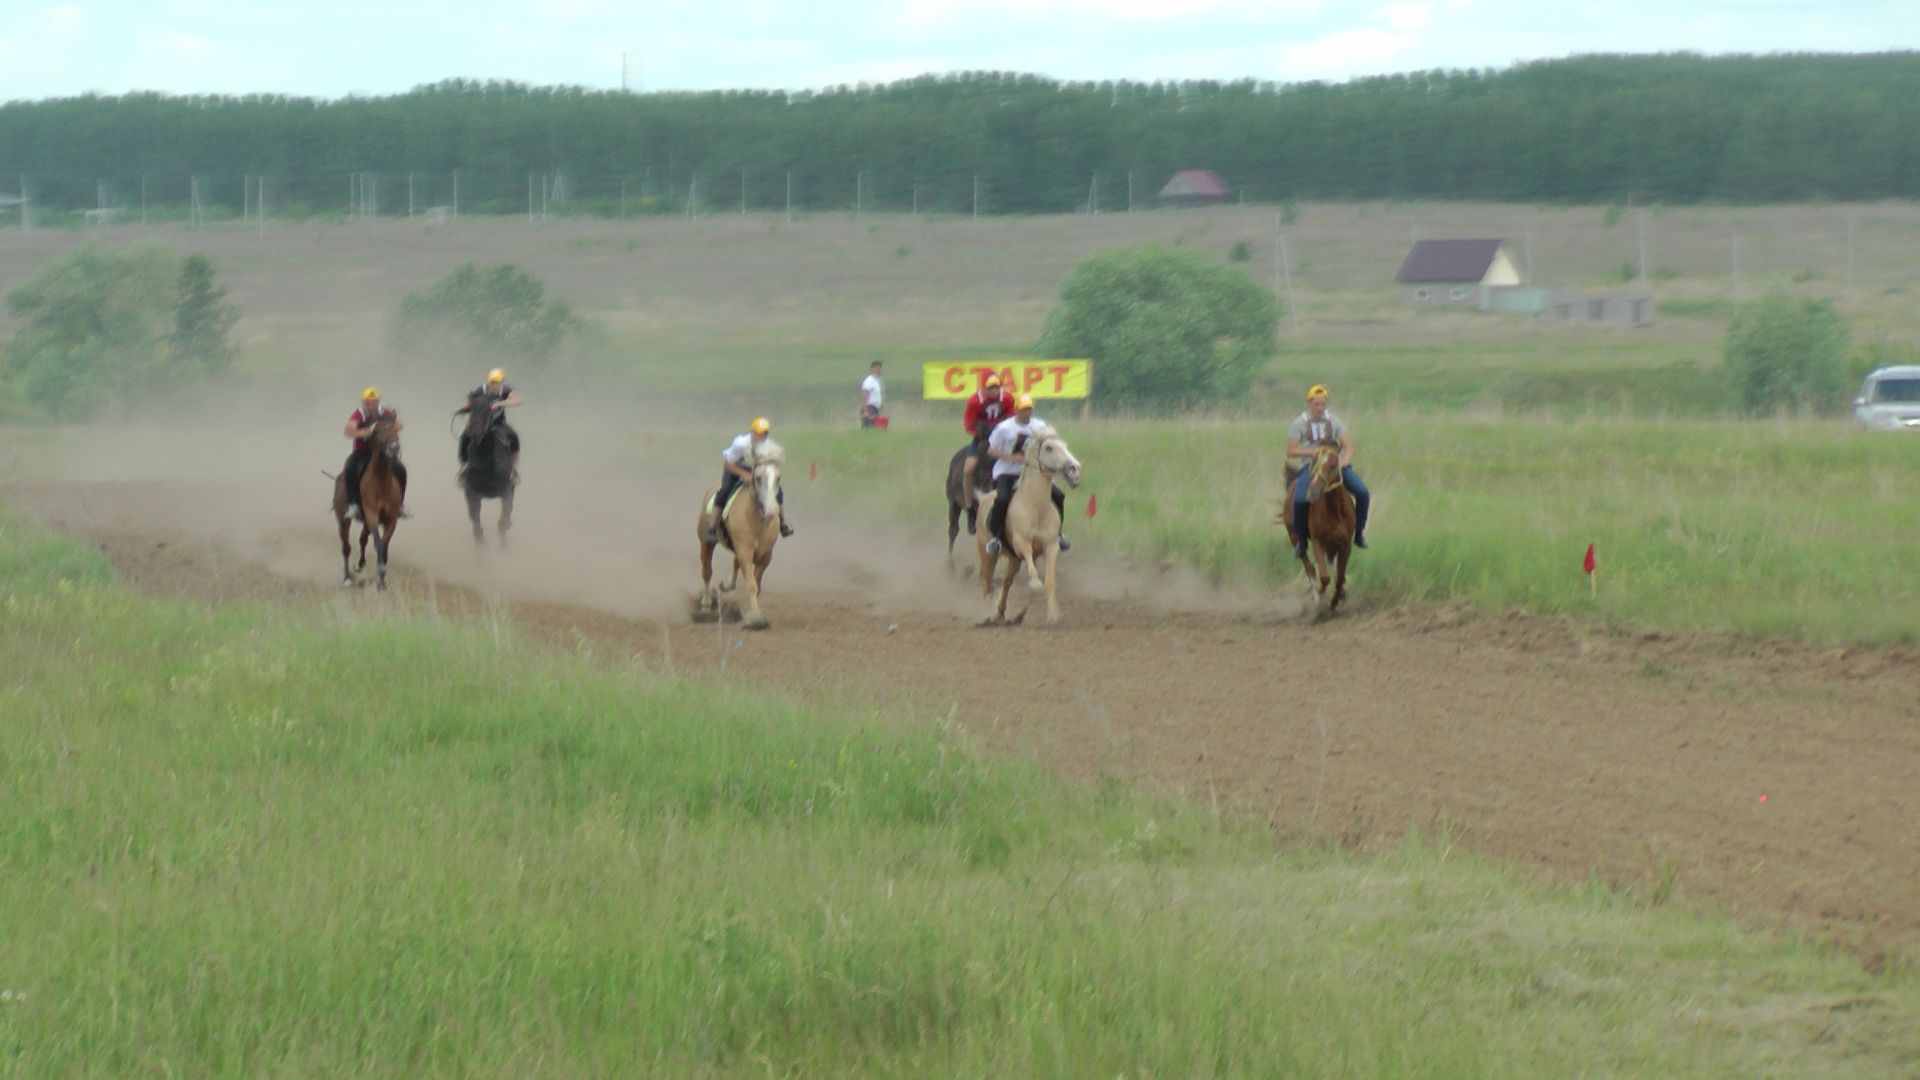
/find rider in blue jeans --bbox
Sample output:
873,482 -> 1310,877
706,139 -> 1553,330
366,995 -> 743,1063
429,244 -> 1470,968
1286,383 -> 1370,558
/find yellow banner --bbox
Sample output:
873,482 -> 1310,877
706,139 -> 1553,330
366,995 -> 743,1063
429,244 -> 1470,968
922,360 -> 1092,401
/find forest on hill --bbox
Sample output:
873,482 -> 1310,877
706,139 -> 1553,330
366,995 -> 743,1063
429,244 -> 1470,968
3,53 -> 1917,216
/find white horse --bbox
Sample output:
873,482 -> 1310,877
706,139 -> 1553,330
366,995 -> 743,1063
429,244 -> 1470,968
696,439 -> 785,630
975,430 -> 1083,626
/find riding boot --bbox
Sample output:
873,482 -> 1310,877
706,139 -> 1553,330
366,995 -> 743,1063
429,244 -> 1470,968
395,461 -> 412,518
1291,501 -> 1310,559
1050,485 -> 1071,551
961,456 -> 979,509
985,475 -> 1016,555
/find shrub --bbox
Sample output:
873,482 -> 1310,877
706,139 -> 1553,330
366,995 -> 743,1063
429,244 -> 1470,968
2,244 -> 235,419
1228,240 -> 1252,263
391,263 -> 586,365
1723,293 -> 1849,415
1036,245 -> 1279,410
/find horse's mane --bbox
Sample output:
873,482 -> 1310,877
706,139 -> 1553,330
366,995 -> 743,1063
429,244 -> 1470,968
751,438 -> 786,468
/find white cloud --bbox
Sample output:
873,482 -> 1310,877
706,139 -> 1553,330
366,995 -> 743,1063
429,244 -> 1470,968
46,5 -> 86,35
1375,2 -> 1435,32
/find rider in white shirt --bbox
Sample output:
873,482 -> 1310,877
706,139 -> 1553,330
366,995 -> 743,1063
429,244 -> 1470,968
859,361 -> 884,428
983,394 -> 1070,555
703,417 -> 795,544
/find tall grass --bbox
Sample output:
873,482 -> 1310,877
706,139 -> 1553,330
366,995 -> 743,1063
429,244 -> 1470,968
814,412 -> 1920,643
4,510 -> 1917,1074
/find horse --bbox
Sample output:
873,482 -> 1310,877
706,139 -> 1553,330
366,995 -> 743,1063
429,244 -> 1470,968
1282,444 -> 1354,617
695,438 -> 785,630
945,442 -> 993,571
331,413 -> 406,591
457,387 -> 515,547
975,430 -> 1082,627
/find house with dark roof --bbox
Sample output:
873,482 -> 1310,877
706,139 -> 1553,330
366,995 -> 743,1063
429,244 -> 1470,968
1395,239 -> 1522,307
1156,170 -> 1230,208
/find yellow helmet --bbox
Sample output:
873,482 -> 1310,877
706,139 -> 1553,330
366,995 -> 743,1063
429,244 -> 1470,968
750,417 -> 772,435
1307,383 -> 1329,402
1014,393 -> 1036,411
984,374 -> 1001,389
487,368 -> 506,384
362,386 -> 380,401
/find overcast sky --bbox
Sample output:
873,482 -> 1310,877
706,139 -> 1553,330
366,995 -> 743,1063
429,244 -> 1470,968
1,0 -> 1912,100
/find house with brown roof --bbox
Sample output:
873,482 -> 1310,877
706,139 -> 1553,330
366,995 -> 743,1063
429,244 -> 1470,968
1156,170 -> 1230,208
1395,239 -> 1523,307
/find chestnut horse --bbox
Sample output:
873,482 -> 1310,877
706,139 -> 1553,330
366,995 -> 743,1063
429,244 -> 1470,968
1282,444 -> 1354,616
695,438 -> 784,630
332,413 -> 406,591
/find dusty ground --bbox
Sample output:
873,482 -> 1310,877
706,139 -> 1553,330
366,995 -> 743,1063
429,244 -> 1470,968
12,457 -> 1918,968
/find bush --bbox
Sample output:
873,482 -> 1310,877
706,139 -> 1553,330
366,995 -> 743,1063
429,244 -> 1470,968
391,262 -> 586,365
1227,240 -> 1252,263
1723,293 -> 1849,415
1036,246 -> 1279,410
3,244 -> 234,420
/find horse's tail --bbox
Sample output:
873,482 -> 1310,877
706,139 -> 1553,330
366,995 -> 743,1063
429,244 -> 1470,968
320,470 -> 337,481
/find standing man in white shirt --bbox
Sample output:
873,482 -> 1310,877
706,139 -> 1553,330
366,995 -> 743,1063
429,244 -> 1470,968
859,360 -> 885,429
983,393 -> 1071,555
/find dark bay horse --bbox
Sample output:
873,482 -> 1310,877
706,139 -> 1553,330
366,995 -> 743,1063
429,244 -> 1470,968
1282,445 -> 1354,616
332,413 -> 406,591
945,442 -> 992,571
458,387 -> 515,546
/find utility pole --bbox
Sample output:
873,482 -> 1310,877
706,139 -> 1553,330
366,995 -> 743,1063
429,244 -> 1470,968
18,175 -> 28,232
1731,233 -> 1741,304
1846,212 -> 1855,286
452,170 -> 460,218
1275,213 -> 1299,334
972,174 -> 980,223
1127,169 -> 1134,212
408,172 -> 416,218
1636,209 -> 1647,285
140,175 -> 148,226
528,174 -> 535,221
686,174 -> 697,221
785,170 -> 793,223
620,176 -> 627,220
855,170 -> 863,219
740,168 -> 747,215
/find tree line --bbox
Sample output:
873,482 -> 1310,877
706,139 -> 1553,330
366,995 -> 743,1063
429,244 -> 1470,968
3,53 -> 1918,217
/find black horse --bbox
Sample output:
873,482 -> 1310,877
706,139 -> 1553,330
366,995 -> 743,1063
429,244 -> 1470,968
945,442 -> 992,570
457,388 -> 516,545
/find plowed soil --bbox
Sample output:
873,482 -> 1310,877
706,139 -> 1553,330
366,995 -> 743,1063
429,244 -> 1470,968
12,467 -> 1918,968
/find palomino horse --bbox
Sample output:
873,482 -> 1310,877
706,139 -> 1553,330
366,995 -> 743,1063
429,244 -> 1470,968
695,439 -> 785,630
944,442 -> 992,572
975,430 -> 1082,626
1282,444 -> 1354,616
332,413 -> 406,591
457,387 -> 515,547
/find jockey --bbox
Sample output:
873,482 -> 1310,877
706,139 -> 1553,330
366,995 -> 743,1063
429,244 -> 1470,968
457,368 -> 522,481
960,375 -> 1016,508
1285,383 -> 1371,558
341,386 -> 409,522
703,416 -> 795,544
983,393 -> 1071,556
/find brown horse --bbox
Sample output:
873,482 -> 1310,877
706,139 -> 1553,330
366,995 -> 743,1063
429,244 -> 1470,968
976,430 -> 1082,627
695,439 -> 784,630
1282,444 -> 1354,616
332,414 -> 406,591
945,442 -> 992,572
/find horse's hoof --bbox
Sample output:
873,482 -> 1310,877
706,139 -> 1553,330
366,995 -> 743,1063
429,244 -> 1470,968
744,617 -> 770,631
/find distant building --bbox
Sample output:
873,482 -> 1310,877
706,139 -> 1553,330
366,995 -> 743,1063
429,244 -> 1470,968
1156,170 -> 1231,208
1395,239 -> 1522,306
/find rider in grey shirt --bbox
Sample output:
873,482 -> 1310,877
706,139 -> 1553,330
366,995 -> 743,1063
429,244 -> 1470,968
1285,383 -> 1371,557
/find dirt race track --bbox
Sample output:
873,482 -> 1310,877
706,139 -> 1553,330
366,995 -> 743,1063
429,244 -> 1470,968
11,464 -> 1920,968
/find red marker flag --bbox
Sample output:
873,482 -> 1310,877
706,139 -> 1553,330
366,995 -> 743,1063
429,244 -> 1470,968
1085,492 -> 1098,519
808,461 -> 818,482
1582,544 -> 1596,575
1583,543 -> 1597,598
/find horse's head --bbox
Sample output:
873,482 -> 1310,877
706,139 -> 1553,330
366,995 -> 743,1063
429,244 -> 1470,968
1030,431 -> 1082,488
1306,444 -> 1343,502
750,438 -> 786,518
370,412 -> 401,458
462,388 -> 495,440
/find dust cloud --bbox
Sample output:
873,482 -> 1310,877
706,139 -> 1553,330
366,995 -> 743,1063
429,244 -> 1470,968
9,360 -> 1298,625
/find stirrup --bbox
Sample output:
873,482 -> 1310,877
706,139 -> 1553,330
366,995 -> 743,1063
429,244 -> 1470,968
1292,540 -> 1308,559
346,504 -> 363,522
779,523 -> 795,538
1057,535 -> 1071,552
985,537 -> 1002,556
703,527 -> 719,544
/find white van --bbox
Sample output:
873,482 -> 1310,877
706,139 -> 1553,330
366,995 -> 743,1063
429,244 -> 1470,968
1853,366 -> 1920,430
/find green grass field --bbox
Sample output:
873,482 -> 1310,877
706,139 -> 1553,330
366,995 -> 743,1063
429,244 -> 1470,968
813,411 -> 1920,644
4,510 -> 1918,1075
